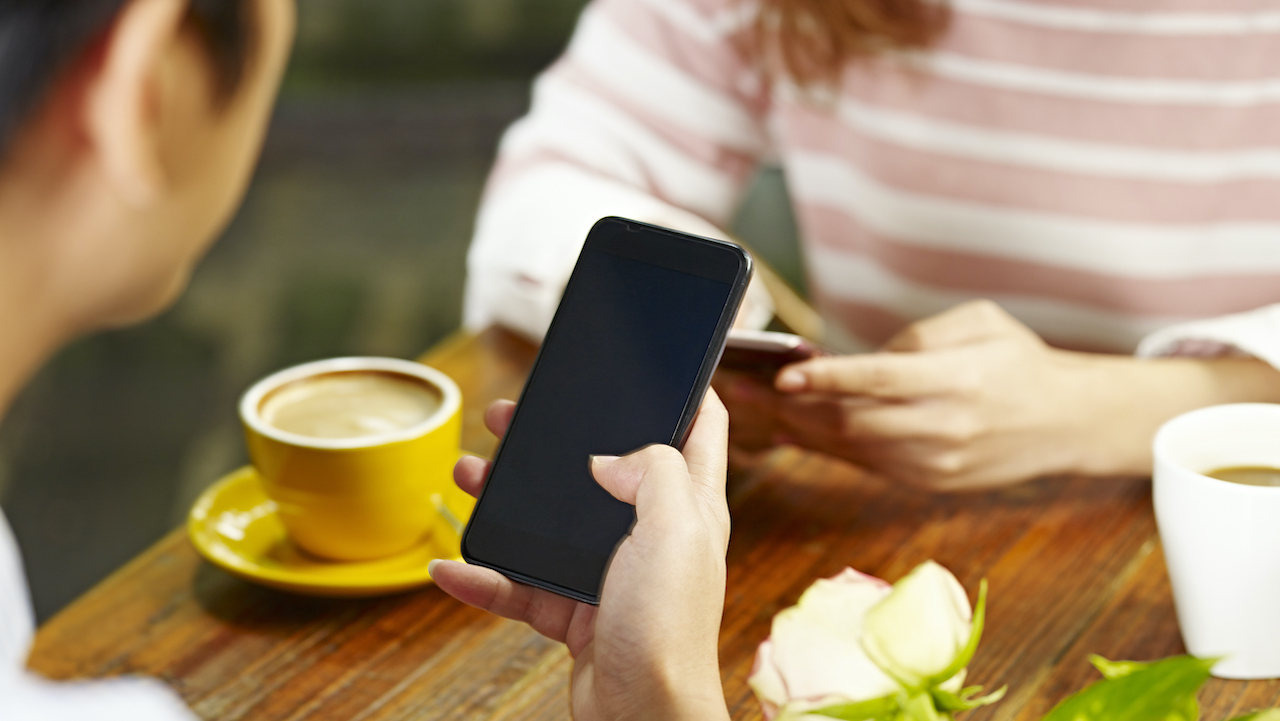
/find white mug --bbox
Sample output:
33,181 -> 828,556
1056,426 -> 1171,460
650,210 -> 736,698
1153,403 -> 1280,679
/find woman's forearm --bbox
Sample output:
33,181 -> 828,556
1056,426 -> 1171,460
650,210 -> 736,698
1067,354 -> 1280,477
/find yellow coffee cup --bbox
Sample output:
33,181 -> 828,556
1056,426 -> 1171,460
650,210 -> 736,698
239,357 -> 471,561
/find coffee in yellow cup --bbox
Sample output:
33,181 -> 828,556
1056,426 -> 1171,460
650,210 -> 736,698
239,357 -> 469,561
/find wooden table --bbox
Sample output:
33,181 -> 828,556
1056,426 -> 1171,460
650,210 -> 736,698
29,327 -> 1280,720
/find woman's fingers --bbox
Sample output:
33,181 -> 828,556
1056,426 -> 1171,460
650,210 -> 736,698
453,400 -> 514,497
774,395 -> 943,441
430,559 -> 588,649
775,353 -> 961,397
484,399 -> 517,438
452,455 -> 490,498
430,559 -> 501,609
766,400 -> 1000,490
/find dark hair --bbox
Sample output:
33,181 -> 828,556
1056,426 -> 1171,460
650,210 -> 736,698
0,0 -> 251,158
748,0 -> 948,86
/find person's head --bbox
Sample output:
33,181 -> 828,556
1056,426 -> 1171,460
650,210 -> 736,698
0,0 -> 294,341
750,0 -> 947,85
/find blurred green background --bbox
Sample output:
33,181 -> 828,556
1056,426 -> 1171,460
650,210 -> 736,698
0,0 -> 801,621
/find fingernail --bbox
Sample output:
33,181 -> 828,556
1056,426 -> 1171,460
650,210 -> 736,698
428,559 -> 442,577
777,369 -> 806,391
591,455 -> 620,465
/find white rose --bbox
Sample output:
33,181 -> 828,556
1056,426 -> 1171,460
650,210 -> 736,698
748,569 -> 900,720
860,561 -> 972,689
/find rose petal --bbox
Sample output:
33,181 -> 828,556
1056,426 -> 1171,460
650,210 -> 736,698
748,639 -> 787,719
768,569 -> 898,703
861,561 -> 972,687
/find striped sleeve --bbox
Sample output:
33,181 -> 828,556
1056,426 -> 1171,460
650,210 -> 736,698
464,0 -> 771,340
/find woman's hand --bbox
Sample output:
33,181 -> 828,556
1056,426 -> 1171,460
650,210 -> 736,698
765,300 -> 1092,490
724,300 -> 1280,491
431,394 -> 733,721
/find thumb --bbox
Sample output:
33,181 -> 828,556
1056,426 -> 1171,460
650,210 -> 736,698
590,444 -> 692,518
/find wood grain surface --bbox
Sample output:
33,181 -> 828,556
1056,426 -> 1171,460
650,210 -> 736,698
28,327 -> 1280,720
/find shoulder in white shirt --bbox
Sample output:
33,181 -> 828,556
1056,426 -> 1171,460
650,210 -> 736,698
0,509 -> 196,721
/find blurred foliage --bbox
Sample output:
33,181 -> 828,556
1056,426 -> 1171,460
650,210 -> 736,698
275,272 -> 369,366
288,0 -> 591,89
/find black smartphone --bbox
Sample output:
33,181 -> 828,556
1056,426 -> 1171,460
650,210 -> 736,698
718,329 -> 827,379
460,216 -> 753,604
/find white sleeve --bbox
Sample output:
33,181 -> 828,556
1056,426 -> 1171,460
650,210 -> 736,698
1136,304 -> 1280,369
1,675 -> 199,721
464,164 -> 747,341
0,509 -> 34,670
1,510 -> 197,721
464,0 -> 772,341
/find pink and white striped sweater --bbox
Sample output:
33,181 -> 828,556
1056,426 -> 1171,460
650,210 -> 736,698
464,0 -> 1280,365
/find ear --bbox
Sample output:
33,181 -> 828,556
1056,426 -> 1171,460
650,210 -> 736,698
85,0 -> 188,207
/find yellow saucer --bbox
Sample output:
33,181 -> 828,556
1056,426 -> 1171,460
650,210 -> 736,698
188,466 -> 461,597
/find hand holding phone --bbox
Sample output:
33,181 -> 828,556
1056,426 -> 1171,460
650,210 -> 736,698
433,394 -> 734,721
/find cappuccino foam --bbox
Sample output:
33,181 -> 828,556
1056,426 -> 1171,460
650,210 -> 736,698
260,371 -> 442,440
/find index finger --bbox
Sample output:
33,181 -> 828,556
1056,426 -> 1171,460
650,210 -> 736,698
429,559 -> 594,655
484,399 -> 516,438
775,353 -> 956,398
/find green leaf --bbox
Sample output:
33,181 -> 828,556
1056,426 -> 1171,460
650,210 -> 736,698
809,694 -> 900,721
1041,655 -> 1215,721
931,684 -> 1007,712
1228,711 -> 1280,721
923,579 -> 989,689
901,690 -> 943,721
1088,655 -> 1152,680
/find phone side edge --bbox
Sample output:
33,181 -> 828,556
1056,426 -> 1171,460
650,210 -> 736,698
456,551 -> 602,605
672,239 -> 753,449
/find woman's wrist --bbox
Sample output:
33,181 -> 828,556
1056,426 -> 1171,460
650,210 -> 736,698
1061,352 -> 1280,477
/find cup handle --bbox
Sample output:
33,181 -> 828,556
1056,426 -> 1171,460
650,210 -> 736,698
430,493 -> 465,536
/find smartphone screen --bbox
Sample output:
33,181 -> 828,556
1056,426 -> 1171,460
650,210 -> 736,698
461,217 -> 751,603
